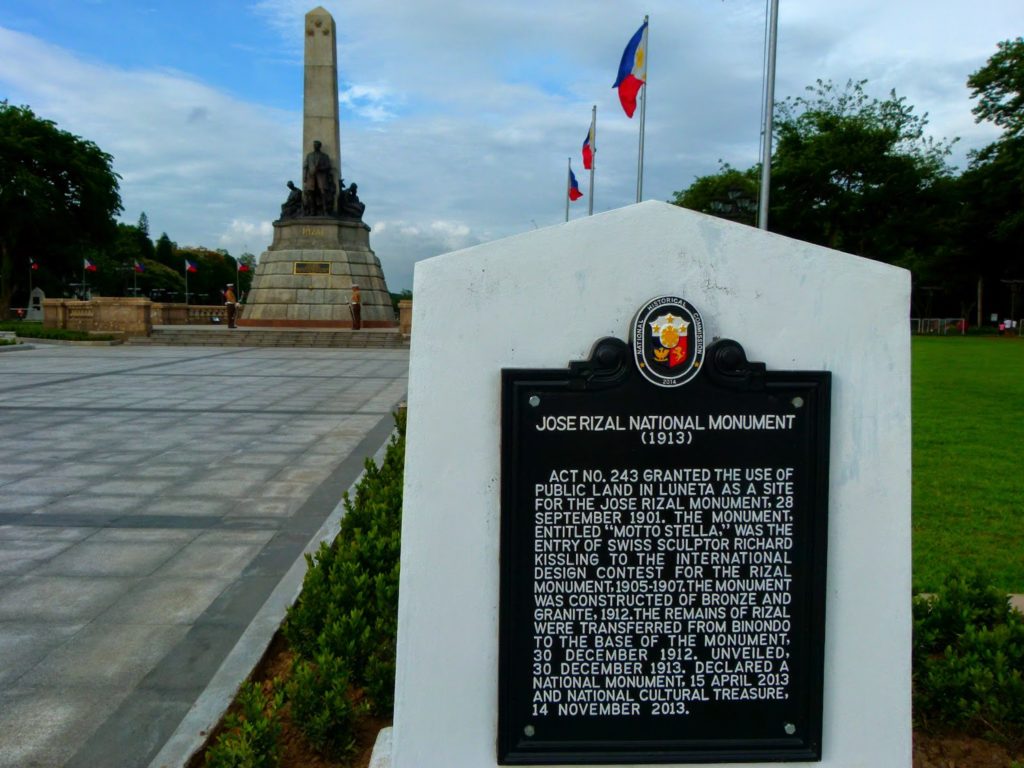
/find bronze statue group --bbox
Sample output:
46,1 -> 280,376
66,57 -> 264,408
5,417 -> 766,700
279,140 -> 365,221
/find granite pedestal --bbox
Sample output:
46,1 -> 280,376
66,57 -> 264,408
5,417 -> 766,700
240,218 -> 395,328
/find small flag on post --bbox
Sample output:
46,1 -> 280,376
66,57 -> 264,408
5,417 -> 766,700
568,169 -> 583,201
133,260 -> 145,273
613,20 -> 648,118
582,122 -> 595,171
238,262 -> 251,273
185,259 -> 198,273
29,257 -> 39,271
83,258 -> 98,272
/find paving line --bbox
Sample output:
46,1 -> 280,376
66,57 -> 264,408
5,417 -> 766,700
145,424 -> 396,768
0,348 -> 254,395
0,405 -> 397,416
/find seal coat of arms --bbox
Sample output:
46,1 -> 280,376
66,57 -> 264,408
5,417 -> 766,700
632,295 -> 705,387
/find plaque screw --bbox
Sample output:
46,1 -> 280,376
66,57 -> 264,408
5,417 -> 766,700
528,395 -> 540,407
524,724 -> 535,737
791,396 -> 804,409
784,722 -> 796,735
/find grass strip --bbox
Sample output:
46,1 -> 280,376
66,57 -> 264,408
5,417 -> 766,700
912,337 -> 1024,592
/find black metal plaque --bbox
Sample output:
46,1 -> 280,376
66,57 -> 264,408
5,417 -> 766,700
498,305 -> 830,764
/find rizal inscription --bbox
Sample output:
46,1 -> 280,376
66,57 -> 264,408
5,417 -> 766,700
499,296 -> 831,764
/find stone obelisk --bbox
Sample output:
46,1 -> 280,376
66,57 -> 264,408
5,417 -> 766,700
303,7 -> 342,198
239,6 -> 395,328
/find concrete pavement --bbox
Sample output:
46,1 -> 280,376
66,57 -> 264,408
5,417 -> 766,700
0,343 -> 408,767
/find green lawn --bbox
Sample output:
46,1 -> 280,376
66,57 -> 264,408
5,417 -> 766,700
912,336 -> 1024,592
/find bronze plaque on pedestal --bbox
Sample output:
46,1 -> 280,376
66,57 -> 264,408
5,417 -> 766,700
293,262 -> 330,275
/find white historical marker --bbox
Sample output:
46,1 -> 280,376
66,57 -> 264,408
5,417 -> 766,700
391,201 -> 911,767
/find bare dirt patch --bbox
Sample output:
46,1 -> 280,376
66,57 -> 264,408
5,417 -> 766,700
914,731 -> 1022,767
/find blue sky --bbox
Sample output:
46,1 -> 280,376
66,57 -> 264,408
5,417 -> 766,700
1,1 -> 1020,291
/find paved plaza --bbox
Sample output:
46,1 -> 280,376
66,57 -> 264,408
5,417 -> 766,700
0,343 -> 409,767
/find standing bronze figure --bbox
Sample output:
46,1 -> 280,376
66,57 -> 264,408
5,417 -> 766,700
302,140 -> 335,216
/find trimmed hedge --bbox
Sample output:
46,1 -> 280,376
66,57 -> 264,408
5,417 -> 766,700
281,408 -> 405,755
914,570 -> 1024,741
205,681 -> 283,768
0,321 -> 116,341
206,410 -> 405,764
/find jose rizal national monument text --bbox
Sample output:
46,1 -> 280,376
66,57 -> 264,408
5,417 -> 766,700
391,202 -> 912,766
240,6 -> 394,328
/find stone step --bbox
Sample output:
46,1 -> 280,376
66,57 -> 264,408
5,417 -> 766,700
127,328 -> 409,349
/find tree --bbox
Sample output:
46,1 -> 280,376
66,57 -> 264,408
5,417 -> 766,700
769,79 -> 954,264
0,102 -> 122,313
671,81 -> 954,265
138,259 -> 185,299
968,37 -> 1024,140
960,39 -> 1024,324
154,232 -> 176,269
670,163 -> 759,226
91,222 -> 158,296
134,212 -> 155,262
178,246 -> 235,304
671,80 -> 965,318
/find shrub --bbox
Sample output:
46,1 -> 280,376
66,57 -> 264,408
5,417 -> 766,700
281,539 -> 342,660
914,570 -> 1024,740
205,681 -> 283,768
364,632 -> 397,712
282,409 -> 405,716
913,570 -> 1012,666
0,321 -> 116,341
286,651 -> 356,760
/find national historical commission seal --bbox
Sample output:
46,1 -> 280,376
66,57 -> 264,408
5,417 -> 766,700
631,295 -> 705,387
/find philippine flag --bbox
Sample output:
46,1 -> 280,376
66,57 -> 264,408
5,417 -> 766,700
185,259 -> 198,273
133,260 -> 145,273
568,169 -> 583,201
613,20 -> 648,118
83,258 -> 98,272
582,121 -> 595,170
238,262 -> 251,273
29,257 -> 39,271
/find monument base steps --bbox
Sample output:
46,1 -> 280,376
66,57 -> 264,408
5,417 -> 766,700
128,327 -> 407,349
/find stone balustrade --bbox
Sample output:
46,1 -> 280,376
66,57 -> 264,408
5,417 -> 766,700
186,305 -> 228,324
43,298 -> 228,337
399,300 -> 412,336
151,303 -> 188,325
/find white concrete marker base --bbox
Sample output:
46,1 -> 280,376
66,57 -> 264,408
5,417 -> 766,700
393,201 -> 912,767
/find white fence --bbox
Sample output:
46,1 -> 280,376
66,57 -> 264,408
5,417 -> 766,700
910,318 -> 966,335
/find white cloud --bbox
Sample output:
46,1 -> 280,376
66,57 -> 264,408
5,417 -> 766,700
0,26 -> 299,262
2,0 -> 1019,293
339,84 -> 401,122
219,219 -> 275,253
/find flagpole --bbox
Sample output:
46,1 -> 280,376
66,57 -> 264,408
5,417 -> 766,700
82,261 -> 86,298
636,14 -> 649,204
758,0 -> 779,230
28,260 -> 33,300
588,105 -> 596,216
565,157 -> 571,223
184,263 -> 189,306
